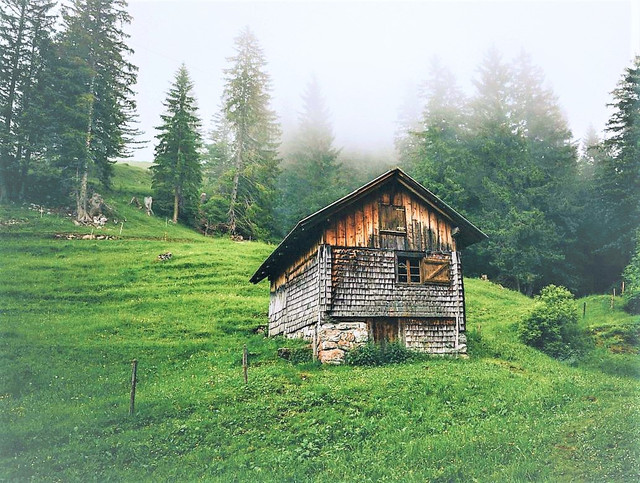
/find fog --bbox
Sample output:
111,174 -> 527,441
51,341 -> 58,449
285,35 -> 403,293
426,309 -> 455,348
128,0 -> 638,162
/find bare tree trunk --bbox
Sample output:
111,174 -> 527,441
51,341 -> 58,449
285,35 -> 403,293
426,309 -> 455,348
76,169 -> 89,221
173,189 -> 179,223
18,11 -> 44,202
18,148 -> 30,201
228,166 -> 240,235
77,72 -> 96,222
228,138 -> 243,235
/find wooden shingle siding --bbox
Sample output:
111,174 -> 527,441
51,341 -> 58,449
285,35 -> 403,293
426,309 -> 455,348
404,318 -> 459,353
271,240 -> 321,292
268,252 -> 319,336
451,251 -> 466,332
318,245 -> 332,312
330,247 -> 465,325
268,286 -> 287,335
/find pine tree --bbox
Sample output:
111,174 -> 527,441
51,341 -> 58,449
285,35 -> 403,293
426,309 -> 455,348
572,128 -> 610,293
511,53 -> 577,213
577,126 -> 603,180
204,110 -> 233,185
54,0 -> 137,221
593,56 -> 640,286
221,27 -> 280,239
151,65 -> 202,224
277,75 -> 343,234
394,82 -> 422,172
406,58 -> 470,208
510,53 -> 579,291
406,50 -> 577,294
0,0 -> 56,202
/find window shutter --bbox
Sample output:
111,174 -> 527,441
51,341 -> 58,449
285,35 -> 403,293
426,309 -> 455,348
421,257 -> 451,284
380,204 -> 406,233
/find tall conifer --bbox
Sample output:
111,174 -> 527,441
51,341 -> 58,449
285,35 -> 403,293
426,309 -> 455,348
594,56 -> 640,283
221,27 -> 280,239
277,76 -> 342,234
55,0 -> 137,221
0,0 -> 56,202
151,65 -> 202,224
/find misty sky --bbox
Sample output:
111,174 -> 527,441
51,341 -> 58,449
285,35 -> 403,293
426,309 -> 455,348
127,0 -> 639,162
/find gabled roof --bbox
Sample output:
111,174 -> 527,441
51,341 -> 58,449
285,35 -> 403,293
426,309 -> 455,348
250,167 -> 487,284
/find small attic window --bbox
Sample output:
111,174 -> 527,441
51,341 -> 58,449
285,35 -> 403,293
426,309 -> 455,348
379,203 -> 406,234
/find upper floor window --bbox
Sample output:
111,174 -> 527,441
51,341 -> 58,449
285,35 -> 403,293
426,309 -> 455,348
379,203 -> 406,234
398,255 -> 421,283
396,252 -> 451,285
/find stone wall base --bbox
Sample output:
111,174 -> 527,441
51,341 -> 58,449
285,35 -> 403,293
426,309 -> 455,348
317,321 -> 368,364
281,317 -> 466,364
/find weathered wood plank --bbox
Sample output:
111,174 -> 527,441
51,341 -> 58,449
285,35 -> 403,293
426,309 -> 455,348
325,220 -> 336,246
404,193 -> 414,250
356,205 -> 365,247
346,210 -> 356,246
337,217 -> 346,246
363,199 -> 373,248
371,200 -> 380,248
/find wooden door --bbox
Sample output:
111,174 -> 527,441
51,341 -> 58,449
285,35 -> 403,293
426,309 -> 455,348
369,318 -> 399,345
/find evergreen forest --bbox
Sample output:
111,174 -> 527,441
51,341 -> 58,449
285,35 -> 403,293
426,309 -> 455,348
1,0 -> 639,300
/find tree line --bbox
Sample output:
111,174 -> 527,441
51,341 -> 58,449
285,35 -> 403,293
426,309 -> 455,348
397,52 -> 639,297
1,1 -> 638,298
0,0 -> 137,220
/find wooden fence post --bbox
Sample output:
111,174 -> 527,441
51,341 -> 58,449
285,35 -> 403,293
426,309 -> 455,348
583,302 -> 586,319
611,288 -> 616,309
129,359 -> 138,416
242,345 -> 248,384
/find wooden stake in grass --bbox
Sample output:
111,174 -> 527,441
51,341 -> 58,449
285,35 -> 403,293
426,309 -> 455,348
611,288 -> 616,309
242,345 -> 248,384
583,302 -> 586,319
129,359 -> 138,416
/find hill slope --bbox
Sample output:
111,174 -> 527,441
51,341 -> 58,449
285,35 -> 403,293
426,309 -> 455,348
1,164 -> 638,481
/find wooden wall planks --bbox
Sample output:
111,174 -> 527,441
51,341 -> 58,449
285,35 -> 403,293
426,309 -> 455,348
320,185 -> 455,252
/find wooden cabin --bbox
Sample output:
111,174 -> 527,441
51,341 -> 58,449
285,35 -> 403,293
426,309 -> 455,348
250,168 -> 487,363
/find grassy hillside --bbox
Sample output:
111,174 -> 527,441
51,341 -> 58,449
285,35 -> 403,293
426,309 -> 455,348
1,164 -> 639,481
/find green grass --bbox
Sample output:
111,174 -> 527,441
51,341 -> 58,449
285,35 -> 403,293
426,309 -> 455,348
1,164 -> 639,481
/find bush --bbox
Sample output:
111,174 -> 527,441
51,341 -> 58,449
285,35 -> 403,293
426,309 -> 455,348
519,285 -> 589,360
345,341 -> 411,366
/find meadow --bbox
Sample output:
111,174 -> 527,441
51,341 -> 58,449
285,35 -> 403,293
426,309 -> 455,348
1,164 -> 638,481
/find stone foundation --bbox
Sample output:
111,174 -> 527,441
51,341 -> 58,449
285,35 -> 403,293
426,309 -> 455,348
283,317 -> 466,364
317,321 -> 369,364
